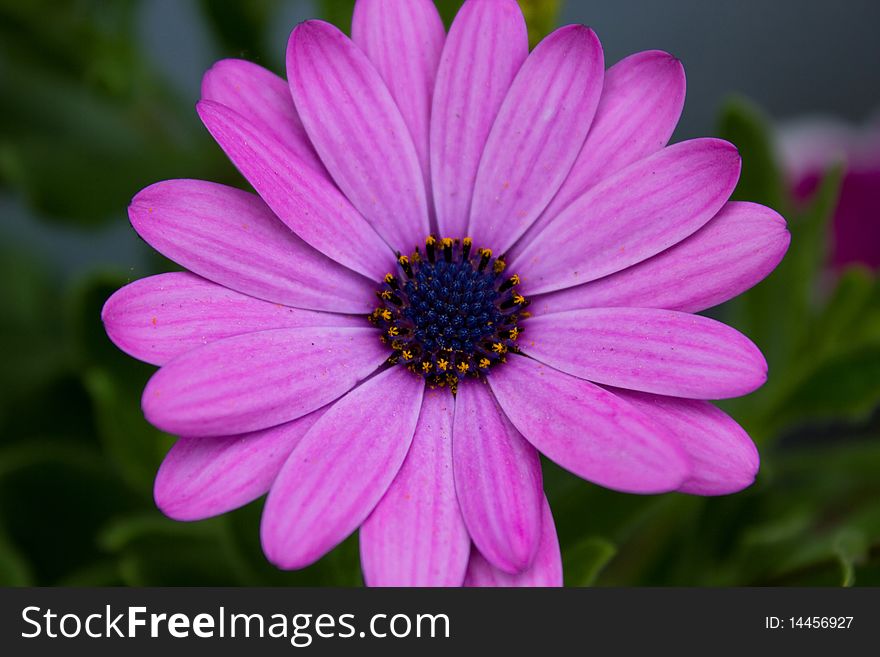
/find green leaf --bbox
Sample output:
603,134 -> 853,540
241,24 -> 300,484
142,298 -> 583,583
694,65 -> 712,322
774,345 -> 880,425
717,96 -> 785,211
833,529 -> 867,587
0,0 -> 225,226
563,537 -> 616,586
199,0 -> 280,64
517,0 -> 564,48
718,165 -> 843,435
83,368 -> 165,495
317,0 -> 356,34
0,529 -> 33,586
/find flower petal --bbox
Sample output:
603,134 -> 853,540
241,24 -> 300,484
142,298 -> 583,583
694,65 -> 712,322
468,25 -> 604,252
430,0 -> 528,237
529,202 -> 790,315
261,368 -> 424,570
154,408 -> 326,521
142,326 -> 388,437
102,272 -> 362,366
287,20 -> 429,251
464,496 -> 562,587
201,58 -> 325,175
523,308 -> 767,399
511,138 -> 741,294
609,388 -> 759,495
352,0 -> 445,210
129,179 -> 377,312
513,50 -> 685,255
359,389 -> 469,587
453,380 -> 543,573
197,100 -> 391,280
488,355 -> 690,493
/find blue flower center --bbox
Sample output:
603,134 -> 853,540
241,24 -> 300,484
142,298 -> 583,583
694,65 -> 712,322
369,236 -> 529,391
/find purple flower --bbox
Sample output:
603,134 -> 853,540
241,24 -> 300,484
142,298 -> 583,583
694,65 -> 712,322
102,0 -> 789,586
778,117 -> 880,270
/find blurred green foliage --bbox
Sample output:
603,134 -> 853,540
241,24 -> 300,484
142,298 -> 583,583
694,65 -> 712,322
1,1 -> 879,587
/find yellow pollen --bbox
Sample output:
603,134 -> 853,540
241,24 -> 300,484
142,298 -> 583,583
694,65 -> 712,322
493,259 -> 506,273
379,309 -> 392,320
463,237 -> 473,247
509,327 -> 520,340
384,273 -> 395,283
388,326 -> 399,336
513,293 -> 526,305
510,274 -> 521,285
437,358 -> 449,371
479,358 -> 491,368
441,237 -> 453,249
479,247 -> 492,258
402,350 -> 413,360
380,290 -> 392,300
457,362 -> 470,374
422,362 -> 433,372
492,343 -> 506,354
398,254 -> 409,265
425,235 -> 436,246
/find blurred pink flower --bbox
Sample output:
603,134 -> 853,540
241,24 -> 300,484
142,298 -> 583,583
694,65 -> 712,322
778,116 -> 880,269
102,0 -> 789,586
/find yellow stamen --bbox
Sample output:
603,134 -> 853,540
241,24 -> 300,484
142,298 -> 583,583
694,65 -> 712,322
425,235 -> 436,246
479,358 -> 490,369
380,289 -> 392,300
437,358 -> 449,371
384,273 -> 395,283
509,327 -> 520,340
422,362 -> 433,372
398,254 -> 409,265
493,259 -> 506,273
457,362 -> 469,374
479,247 -> 492,258
463,237 -> 473,247
441,237 -> 453,249
492,343 -> 506,354
513,293 -> 526,305
388,326 -> 399,336
402,350 -> 413,360
509,274 -> 521,285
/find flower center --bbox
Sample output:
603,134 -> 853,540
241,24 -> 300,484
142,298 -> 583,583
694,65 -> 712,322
369,236 -> 529,392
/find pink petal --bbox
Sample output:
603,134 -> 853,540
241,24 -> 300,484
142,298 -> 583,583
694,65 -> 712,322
359,389 -> 469,587
453,380 -> 543,573
201,58 -> 325,175
464,496 -> 562,587
261,368 -> 424,570
523,308 -> 767,399
142,326 -> 388,437
529,202 -> 790,315
102,272 -> 362,366
609,388 -> 759,495
352,0 -> 445,213
468,25 -> 604,253
154,407 -> 326,521
488,355 -> 690,494
430,0 -> 528,237
287,20 -> 429,252
511,138 -> 741,294
129,179 -> 377,312
197,100 -> 391,281
513,50 -> 685,255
